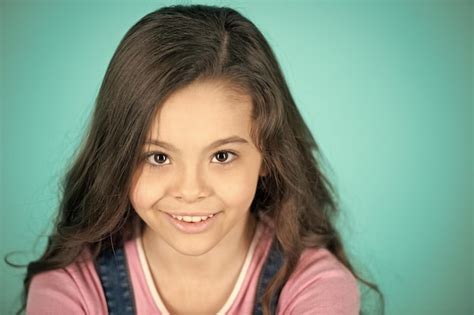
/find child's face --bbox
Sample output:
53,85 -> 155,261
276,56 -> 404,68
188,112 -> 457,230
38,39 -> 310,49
129,79 -> 265,255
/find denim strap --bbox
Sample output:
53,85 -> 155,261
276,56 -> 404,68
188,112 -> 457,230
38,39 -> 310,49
252,237 -> 285,315
95,245 -> 136,315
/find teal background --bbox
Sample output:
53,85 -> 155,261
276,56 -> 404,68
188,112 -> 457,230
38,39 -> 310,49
1,1 -> 472,314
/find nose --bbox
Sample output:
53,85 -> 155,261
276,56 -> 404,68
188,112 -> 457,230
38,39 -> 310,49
172,165 -> 209,202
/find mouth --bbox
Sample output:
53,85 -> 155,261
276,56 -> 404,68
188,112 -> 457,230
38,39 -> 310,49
163,211 -> 222,234
161,210 -> 222,218
163,210 -> 222,217
168,212 -> 219,221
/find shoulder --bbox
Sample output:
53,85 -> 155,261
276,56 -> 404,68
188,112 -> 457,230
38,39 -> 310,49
277,247 -> 360,315
27,248 -> 107,315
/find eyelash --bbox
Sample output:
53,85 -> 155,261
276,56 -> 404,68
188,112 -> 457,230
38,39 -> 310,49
143,150 -> 239,169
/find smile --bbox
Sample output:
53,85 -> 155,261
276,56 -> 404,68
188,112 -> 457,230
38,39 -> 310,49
170,213 -> 215,222
163,211 -> 221,234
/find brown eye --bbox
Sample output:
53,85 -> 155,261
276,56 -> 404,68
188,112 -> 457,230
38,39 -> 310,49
212,151 -> 237,164
153,153 -> 168,164
146,153 -> 170,167
215,151 -> 228,162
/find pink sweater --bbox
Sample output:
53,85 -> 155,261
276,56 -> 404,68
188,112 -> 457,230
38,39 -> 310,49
27,215 -> 360,314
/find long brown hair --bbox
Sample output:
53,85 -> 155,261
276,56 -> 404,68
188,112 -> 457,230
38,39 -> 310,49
5,4 -> 384,315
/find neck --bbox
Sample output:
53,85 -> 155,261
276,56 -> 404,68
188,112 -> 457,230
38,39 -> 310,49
142,213 -> 258,284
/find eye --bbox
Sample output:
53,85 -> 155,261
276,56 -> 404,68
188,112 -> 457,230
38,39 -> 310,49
145,152 -> 170,168
144,150 -> 238,168
211,151 -> 238,165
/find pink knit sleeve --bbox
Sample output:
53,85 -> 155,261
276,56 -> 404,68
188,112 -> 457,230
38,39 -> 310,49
26,268 -> 87,315
277,248 -> 360,315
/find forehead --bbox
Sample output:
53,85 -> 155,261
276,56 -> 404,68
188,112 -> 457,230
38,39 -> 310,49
148,80 -> 253,140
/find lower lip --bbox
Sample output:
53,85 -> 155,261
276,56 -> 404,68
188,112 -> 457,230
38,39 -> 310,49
163,211 -> 221,234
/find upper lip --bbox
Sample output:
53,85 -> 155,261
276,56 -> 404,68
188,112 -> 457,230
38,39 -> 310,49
163,210 -> 221,217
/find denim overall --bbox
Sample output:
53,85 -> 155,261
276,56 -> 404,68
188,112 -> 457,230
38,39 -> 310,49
94,237 -> 284,315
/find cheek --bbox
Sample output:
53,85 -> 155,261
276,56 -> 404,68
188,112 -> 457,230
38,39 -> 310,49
215,171 -> 259,208
129,171 -> 165,211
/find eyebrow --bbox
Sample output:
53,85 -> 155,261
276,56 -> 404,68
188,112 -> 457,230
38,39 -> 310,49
144,135 -> 250,152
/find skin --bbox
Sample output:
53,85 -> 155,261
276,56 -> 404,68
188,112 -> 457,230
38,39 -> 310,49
129,79 -> 266,312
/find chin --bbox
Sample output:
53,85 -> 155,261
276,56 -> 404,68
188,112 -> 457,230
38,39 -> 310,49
168,238 -> 218,257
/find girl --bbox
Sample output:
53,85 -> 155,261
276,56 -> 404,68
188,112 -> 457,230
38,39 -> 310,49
10,4 -> 384,315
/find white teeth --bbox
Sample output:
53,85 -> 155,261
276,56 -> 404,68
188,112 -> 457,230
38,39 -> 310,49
171,213 -> 214,223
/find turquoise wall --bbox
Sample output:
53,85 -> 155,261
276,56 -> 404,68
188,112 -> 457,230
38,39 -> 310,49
1,1 -> 472,314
